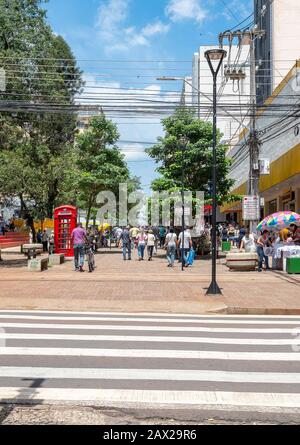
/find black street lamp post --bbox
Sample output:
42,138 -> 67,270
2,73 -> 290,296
180,136 -> 188,272
205,49 -> 227,296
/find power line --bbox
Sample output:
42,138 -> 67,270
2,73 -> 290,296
219,0 -> 239,21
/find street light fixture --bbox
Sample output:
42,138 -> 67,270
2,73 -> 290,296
204,48 -> 227,296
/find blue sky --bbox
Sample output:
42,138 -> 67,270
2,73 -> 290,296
45,0 -> 253,192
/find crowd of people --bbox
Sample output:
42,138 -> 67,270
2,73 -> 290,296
114,226 -> 194,268
218,221 -> 300,272
37,220 -> 300,274
36,229 -> 54,252
0,216 -> 15,236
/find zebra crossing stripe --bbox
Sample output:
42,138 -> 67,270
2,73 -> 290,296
1,367 -> 300,384
1,347 -> 300,361
0,323 -> 297,333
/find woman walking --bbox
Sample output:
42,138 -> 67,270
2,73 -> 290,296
137,228 -> 147,261
165,228 -> 177,268
147,230 -> 155,261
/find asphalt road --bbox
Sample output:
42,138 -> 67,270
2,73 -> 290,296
1,310 -> 300,424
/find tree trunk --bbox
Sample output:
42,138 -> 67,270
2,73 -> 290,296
47,179 -> 59,219
19,195 -> 37,243
85,194 -> 94,230
86,206 -> 91,230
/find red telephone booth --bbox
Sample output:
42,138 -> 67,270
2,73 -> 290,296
54,206 -> 77,257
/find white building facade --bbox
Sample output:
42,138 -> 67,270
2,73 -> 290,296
255,0 -> 300,104
184,45 -> 251,145
222,63 -> 300,222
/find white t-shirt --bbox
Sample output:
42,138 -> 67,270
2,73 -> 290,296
179,231 -> 192,249
166,233 -> 177,246
147,234 -> 155,246
242,235 -> 256,253
115,228 -> 123,238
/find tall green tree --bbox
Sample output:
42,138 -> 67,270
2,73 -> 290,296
146,108 -> 235,204
75,115 -> 139,228
0,0 -> 83,238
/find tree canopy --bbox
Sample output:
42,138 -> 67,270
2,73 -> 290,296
0,0 -> 84,237
146,108 -> 235,204
74,115 -> 140,227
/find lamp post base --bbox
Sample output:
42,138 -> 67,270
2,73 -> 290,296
206,281 -> 222,295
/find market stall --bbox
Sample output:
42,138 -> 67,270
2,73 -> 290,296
257,211 -> 300,274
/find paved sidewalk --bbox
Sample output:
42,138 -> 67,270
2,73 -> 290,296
0,247 -> 299,314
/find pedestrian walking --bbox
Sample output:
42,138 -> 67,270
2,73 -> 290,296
49,231 -> 55,254
120,226 -> 132,260
42,229 -> 48,252
0,217 -> 5,236
257,230 -> 271,272
130,226 -> 139,250
165,228 -> 177,267
115,227 -> 123,247
221,224 -> 228,242
137,228 -> 147,261
37,229 -> 42,244
71,223 -> 87,272
238,225 -> 247,249
152,226 -> 159,255
178,228 -> 192,267
159,226 -> 166,248
146,230 -> 155,261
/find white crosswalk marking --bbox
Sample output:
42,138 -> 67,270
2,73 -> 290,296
0,311 -> 300,415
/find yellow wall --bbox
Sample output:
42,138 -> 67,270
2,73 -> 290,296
259,143 -> 300,192
220,183 -> 247,213
34,219 -> 54,230
222,143 -> 300,213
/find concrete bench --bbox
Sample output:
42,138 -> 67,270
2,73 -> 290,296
48,254 -> 65,266
28,257 -> 48,272
226,252 -> 258,271
22,244 -> 43,259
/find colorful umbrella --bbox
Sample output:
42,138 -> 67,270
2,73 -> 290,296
257,211 -> 300,232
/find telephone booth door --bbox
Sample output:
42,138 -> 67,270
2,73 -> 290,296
54,206 -> 77,257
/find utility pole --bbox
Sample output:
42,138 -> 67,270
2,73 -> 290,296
248,33 -> 262,232
219,29 -> 265,231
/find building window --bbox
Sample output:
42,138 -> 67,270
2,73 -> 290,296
268,199 -> 277,214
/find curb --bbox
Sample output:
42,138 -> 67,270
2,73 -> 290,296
223,306 -> 300,316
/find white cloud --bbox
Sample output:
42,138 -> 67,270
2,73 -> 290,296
96,0 -> 170,53
142,20 -> 170,37
97,0 -> 130,40
165,0 -> 207,23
